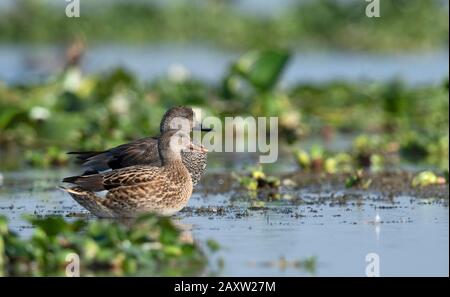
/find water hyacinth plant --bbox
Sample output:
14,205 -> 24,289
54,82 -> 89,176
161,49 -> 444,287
0,214 -> 216,276
345,170 -> 372,189
0,46 -> 447,172
411,171 -> 447,188
295,144 -> 353,174
234,165 -> 280,191
233,165 -> 282,202
294,139 -> 385,175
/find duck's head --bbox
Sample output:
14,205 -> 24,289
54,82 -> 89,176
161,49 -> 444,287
159,129 -> 208,164
160,106 -> 212,134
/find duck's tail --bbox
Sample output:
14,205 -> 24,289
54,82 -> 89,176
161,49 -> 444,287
59,186 -> 115,218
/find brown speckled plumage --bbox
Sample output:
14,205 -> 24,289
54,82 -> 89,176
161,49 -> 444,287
67,106 -> 210,186
61,130 -> 206,218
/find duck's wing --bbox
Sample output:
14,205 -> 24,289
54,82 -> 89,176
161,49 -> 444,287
68,137 -> 161,173
63,165 -> 160,192
101,166 -> 160,190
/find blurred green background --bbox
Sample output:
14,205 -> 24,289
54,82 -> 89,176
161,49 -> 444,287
0,0 -> 448,172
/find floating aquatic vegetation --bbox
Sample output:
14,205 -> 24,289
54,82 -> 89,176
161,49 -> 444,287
233,165 -> 283,201
295,145 -> 354,174
249,200 -> 267,210
25,146 -> 68,168
295,145 -> 325,172
398,132 -> 450,173
412,171 -> 447,188
400,133 -> 431,163
0,214 -> 217,276
345,170 -> 372,189
426,135 -> 449,171
350,134 -> 400,172
0,51 -> 447,170
234,165 -> 280,191
293,131 -> 448,175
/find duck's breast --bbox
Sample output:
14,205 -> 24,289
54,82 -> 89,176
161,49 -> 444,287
181,150 -> 207,186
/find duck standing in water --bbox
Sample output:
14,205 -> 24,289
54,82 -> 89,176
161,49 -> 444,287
61,130 -> 208,218
67,106 -> 211,186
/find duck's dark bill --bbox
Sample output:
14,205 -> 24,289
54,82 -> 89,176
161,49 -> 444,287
193,124 -> 213,132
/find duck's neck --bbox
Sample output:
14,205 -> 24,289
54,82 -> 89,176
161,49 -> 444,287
159,148 -> 184,167
161,157 -> 184,167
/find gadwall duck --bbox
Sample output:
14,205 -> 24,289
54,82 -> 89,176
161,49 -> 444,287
61,130 -> 208,218
67,106 -> 211,186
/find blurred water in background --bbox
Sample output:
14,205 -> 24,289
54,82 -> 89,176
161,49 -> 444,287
0,0 -> 448,85
0,44 -> 448,85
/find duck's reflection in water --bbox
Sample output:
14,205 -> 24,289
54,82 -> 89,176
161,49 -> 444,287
172,219 -> 194,244
114,216 -> 194,244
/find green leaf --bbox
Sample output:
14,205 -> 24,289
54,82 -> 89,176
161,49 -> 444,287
27,216 -> 70,238
0,106 -> 22,130
38,112 -> 85,144
0,216 -> 8,235
233,49 -> 290,91
206,239 -> 220,252
412,171 -> 446,187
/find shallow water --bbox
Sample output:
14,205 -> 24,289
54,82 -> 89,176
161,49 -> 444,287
0,165 -> 448,277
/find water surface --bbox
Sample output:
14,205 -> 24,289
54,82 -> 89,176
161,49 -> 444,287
0,44 -> 448,86
0,164 -> 448,276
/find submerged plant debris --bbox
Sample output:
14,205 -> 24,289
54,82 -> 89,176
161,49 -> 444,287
248,256 -> 317,275
201,170 -> 449,201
